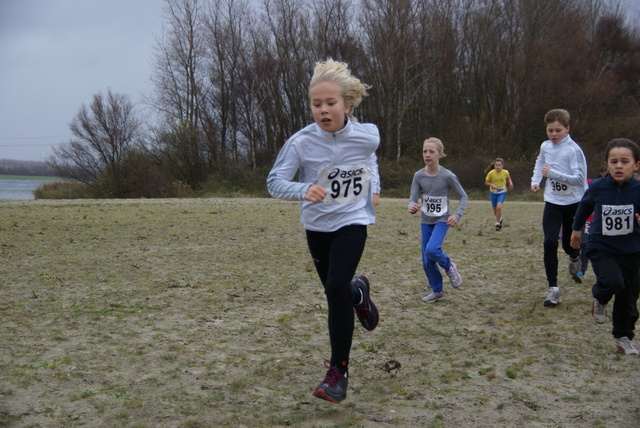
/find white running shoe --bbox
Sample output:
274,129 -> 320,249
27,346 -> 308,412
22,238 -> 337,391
445,263 -> 462,289
543,287 -> 562,307
591,298 -> 606,324
615,337 -> 639,355
422,291 -> 445,303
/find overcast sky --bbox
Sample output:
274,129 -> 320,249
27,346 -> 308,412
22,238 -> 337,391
1,1 -> 638,162
0,0 -> 164,162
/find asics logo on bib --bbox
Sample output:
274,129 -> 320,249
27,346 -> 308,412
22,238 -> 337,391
327,167 -> 365,180
603,207 -> 633,216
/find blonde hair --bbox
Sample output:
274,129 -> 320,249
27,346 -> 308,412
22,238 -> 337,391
309,58 -> 371,121
423,137 -> 446,157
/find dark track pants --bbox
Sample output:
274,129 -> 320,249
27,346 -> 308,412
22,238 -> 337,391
542,202 -> 580,287
589,249 -> 640,340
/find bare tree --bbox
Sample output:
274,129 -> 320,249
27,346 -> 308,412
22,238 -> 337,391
48,90 -> 142,196
310,0 -> 360,61
151,0 -> 208,187
262,0 -> 315,146
360,0 -> 430,160
201,0 -> 252,166
236,22 -> 271,171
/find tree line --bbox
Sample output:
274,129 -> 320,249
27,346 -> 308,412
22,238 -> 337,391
0,159 -> 54,177
47,0 -> 640,198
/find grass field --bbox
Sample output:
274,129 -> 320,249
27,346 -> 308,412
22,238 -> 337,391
1,198 -> 638,427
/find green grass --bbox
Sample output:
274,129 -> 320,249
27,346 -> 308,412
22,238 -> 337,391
0,198 -> 638,427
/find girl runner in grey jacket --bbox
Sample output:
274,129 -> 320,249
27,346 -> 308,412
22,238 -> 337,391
267,58 -> 380,404
409,138 -> 468,303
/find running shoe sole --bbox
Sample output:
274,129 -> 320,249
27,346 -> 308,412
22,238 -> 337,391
422,292 -> 445,303
312,388 -> 345,403
353,275 -> 379,331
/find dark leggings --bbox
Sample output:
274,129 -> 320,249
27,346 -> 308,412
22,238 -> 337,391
306,225 -> 367,369
589,250 -> 640,340
542,202 -> 580,287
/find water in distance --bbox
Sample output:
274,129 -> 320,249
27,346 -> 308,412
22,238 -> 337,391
0,178 -> 53,200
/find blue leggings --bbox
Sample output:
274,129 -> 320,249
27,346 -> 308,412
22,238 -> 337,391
421,222 -> 452,293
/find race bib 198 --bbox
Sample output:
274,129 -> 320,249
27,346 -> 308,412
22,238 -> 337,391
602,204 -> 634,236
421,195 -> 448,217
549,179 -> 571,194
317,163 -> 371,205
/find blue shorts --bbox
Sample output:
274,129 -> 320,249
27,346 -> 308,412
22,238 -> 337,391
490,192 -> 507,207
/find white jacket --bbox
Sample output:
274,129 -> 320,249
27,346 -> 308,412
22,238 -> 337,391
530,135 -> 588,205
267,120 -> 380,232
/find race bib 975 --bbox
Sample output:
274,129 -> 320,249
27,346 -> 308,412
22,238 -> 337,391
317,163 -> 371,205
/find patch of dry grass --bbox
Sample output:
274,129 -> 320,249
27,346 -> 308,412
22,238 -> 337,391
1,198 -> 639,427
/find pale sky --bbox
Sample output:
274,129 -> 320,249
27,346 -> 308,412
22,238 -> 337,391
0,0 -> 638,162
0,0 -> 164,161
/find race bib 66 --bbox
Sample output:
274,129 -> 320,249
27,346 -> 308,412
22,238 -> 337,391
549,179 -> 571,194
317,163 -> 371,205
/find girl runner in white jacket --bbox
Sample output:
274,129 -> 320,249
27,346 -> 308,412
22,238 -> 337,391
267,58 -> 380,404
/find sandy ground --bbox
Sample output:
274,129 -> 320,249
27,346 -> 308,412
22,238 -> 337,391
0,198 -> 639,427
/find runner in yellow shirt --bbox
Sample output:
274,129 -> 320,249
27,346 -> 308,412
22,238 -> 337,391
484,158 -> 514,231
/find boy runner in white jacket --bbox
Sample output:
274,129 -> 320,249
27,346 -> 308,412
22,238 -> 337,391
531,109 -> 588,306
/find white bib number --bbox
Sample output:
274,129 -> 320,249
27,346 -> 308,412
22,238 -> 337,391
549,179 -> 571,195
421,195 -> 448,217
602,204 -> 634,236
494,186 -> 506,194
317,163 -> 371,205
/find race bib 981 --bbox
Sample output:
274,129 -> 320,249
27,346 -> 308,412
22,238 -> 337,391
317,163 -> 371,205
602,204 -> 634,236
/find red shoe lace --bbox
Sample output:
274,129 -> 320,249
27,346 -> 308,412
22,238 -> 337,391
321,363 -> 344,387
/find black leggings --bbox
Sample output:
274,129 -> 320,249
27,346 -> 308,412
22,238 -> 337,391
306,225 -> 367,369
542,202 -> 580,287
590,250 -> 640,340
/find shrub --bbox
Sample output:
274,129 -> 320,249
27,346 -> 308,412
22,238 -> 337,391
33,181 -> 93,199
